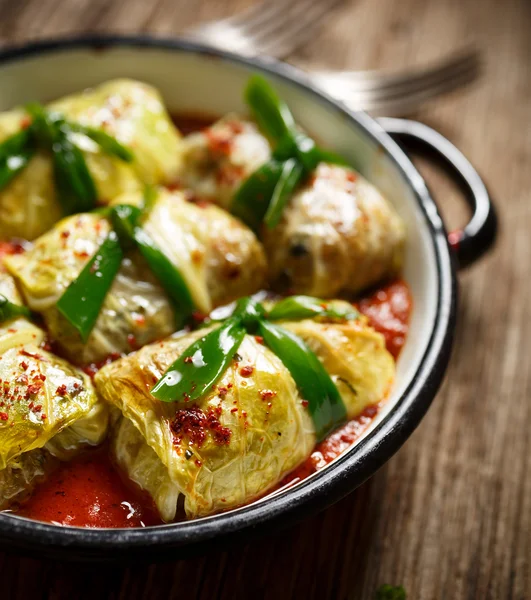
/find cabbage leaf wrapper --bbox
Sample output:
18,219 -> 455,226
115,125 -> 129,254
0,79 -> 181,240
4,188 -> 267,365
95,310 -> 394,521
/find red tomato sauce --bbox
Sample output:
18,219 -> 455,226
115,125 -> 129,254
171,112 -> 217,135
15,446 -> 162,528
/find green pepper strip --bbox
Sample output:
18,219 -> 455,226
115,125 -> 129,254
236,76 -> 350,231
263,158 -> 304,229
267,295 -> 360,322
0,103 -> 134,215
0,294 -> 32,323
111,204 -> 195,329
258,320 -> 347,441
0,129 -> 36,189
56,231 -> 124,342
67,123 -> 134,163
151,295 -> 347,440
151,297 -> 263,403
151,317 -> 246,403
231,159 -> 284,233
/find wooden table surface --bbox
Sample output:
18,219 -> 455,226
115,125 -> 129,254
0,0 -> 529,598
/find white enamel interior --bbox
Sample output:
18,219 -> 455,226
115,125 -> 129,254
0,44 -> 439,505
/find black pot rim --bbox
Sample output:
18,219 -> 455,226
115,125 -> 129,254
0,34 -> 457,561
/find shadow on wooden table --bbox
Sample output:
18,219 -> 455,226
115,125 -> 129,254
0,477 -> 379,599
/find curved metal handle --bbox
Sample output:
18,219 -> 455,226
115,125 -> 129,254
377,117 -> 497,268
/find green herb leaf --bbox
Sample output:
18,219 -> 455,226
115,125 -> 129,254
245,75 -> 295,142
264,158 -> 304,229
56,231 -> 124,342
258,320 -> 347,441
375,585 -> 407,600
231,159 -> 284,232
151,316 -> 246,403
267,296 -> 359,322
0,294 -> 31,323
69,123 -> 134,162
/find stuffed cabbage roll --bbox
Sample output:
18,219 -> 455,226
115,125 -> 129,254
178,115 -> 272,210
0,330 -> 108,509
4,188 -> 267,365
0,79 -> 181,240
178,117 -> 404,296
263,163 -> 405,296
95,312 -> 394,521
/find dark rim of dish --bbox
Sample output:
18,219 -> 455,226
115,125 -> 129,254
0,35 -> 457,552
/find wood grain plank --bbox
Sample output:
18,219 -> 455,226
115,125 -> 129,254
0,0 -> 529,598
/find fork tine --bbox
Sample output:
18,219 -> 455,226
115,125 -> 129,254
314,51 -> 480,96
342,52 -> 479,95
348,62 -> 481,115
256,0 -> 344,56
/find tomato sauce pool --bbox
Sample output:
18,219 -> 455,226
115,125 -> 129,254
15,445 -> 162,528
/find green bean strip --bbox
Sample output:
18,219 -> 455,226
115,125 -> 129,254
151,317 -> 247,403
56,231 -> 124,342
0,294 -> 32,323
258,320 -> 347,441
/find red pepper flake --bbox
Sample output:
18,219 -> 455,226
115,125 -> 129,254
345,171 -> 357,183
230,407 -> 238,413
20,115 -> 31,129
259,389 -> 277,401
20,349 -> 43,361
254,335 -> 264,345
0,412 -> 8,421
217,386 -> 228,398
239,365 -> 254,378
74,250 -> 90,260
170,404 -> 232,448
27,383 -> 43,395
195,459 -> 203,467
73,382 -> 80,390
301,400 -> 309,408
41,414 -> 47,420
227,383 -> 233,389
60,230 -> 71,240
34,404 -> 42,412
184,356 -> 193,364
7,328 -> 16,333
56,384 -> 68,396
20,361 -> 28,371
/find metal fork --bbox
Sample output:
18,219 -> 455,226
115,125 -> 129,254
185,0 -> 345,59
187,0 -> 481,116
311,50 -> 481,115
